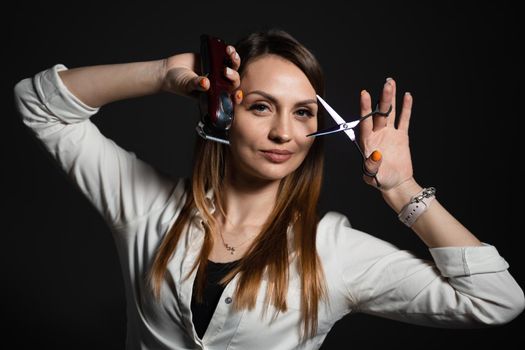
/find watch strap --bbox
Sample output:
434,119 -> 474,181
398,187 -> 436,227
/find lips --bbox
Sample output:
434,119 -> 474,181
260,149 -> 294,163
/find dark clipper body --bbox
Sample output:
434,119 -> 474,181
196,34 -> 234,145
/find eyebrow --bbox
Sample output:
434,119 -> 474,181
245,90 -> 317,107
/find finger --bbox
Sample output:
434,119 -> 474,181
397,92 -> 413,131
193,76 -> 209,92
360,89 -> 373,138
362,150 -> 382,186
385,78 -> 397,127
224,67 -> 241,89
226,45 -> 241,71
373,79 -> 394,132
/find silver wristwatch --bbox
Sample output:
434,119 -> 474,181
398,187 -> 436,227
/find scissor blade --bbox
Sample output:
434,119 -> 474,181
306,124 -> 343,137
307,122 -> 360,137
316,95 -> 346,125
316,94 -> 356,141
346,119 -> 360,129
345,128 -> 356,142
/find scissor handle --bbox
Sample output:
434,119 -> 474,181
373,103 -> 393,116
352,139 -> 382,188
361,103 -> 393,120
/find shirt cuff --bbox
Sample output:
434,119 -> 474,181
429,243 -> 510,278
34,64 -> 100,124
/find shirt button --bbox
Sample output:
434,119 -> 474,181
225,297 -> 232,304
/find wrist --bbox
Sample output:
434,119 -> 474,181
382,177 -> 423,214
158,58 -> 169,93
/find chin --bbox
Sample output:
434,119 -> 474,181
257,169 -> 291,181
230,151 -> 305,182
250,161 -> 300,182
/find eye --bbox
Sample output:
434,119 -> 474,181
248,103 -> 271,115
295,108 -> 315,118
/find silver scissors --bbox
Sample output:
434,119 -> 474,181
307,95 -> 392,188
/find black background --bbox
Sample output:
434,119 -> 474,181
4,1 -> 523,349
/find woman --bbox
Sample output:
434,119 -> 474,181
14,29 -> 524,349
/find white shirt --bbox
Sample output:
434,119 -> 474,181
14,64 -> 525,350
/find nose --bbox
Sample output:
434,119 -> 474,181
268,113 -> 292,143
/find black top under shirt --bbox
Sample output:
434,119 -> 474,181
191,259 -> 240,339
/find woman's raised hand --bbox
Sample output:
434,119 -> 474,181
359,78 -> 415,192
161,45 -> 242,102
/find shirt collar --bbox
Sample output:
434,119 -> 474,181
191,187 -> 217,225
205,188 -> 217,214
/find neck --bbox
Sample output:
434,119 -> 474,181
220,168 -> 280,229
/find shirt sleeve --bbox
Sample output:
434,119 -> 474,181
13,64 -> 184,228
327,211 -> 525,327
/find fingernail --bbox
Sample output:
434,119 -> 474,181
225,67 -> 233,75
227,46 -> 234,54
386,77 -> 393,82
371,150 -> 382,162
405,91 -> 411,96
360,89 -> 367,96
235,52 -> 240,61
235,90 -> 243,101
199,78 -> 207,89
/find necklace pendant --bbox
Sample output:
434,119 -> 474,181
224,243 -> 235,255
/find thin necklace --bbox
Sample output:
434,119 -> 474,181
219,216 -> 260,255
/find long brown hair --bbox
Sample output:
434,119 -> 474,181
150,29 -> 327,340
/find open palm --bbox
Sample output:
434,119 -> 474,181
359,79 -> 414,191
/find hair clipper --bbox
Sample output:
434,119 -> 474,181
196,34 -> 234,145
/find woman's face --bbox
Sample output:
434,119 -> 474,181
228,54 -> 318,182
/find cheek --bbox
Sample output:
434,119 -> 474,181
230,113 -> 265,150
297,139 -> 315,159
294,120 -> 317,149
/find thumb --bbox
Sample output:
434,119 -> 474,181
177,74 -> 209,99
163,67 -> 209,97
187,75 -> 209,95
193,76 -> 209,92
362,150 -> 382,184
